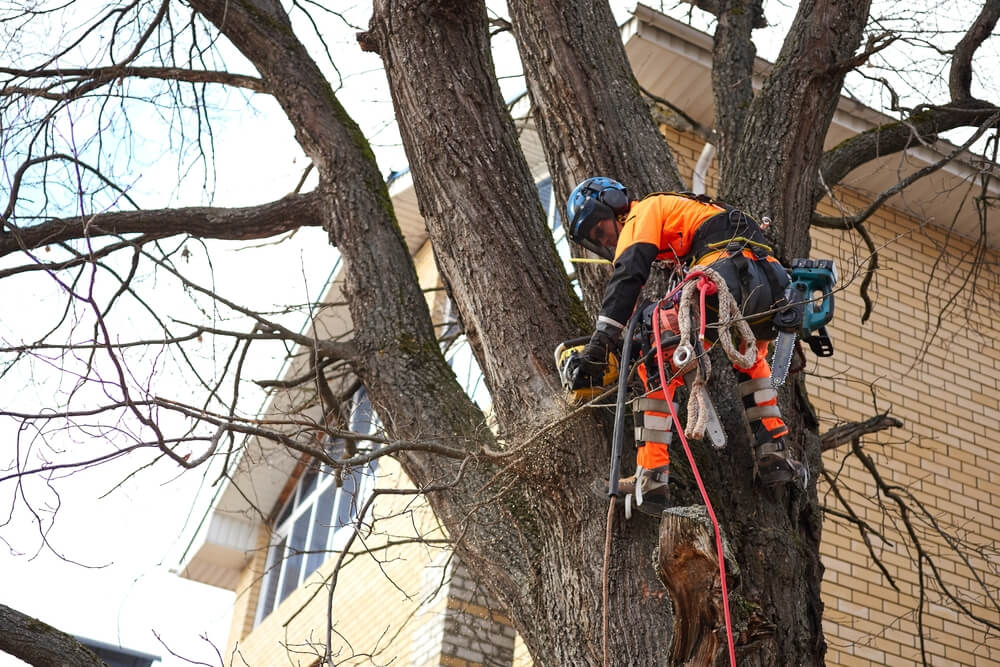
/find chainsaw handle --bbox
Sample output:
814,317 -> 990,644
553,336 -> 591,370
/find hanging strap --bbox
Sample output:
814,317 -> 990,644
739,377 -> 778,404
745,404 -> 783,421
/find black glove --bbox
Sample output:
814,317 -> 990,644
579,329 -> 616,385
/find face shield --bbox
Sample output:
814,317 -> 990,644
569,198 -> 616,261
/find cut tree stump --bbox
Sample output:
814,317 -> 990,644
656,506 -> 737,666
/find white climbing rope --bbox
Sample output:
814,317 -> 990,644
675,267 -> 757,439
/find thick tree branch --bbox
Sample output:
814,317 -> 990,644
1,191 -> 323,257
817,103 -> 1000,199
0,603 -> 107,667
0,65 -> 268,100
820,412 -> 903,451
813,112 -> 1000,231
949,0 -> 1000,102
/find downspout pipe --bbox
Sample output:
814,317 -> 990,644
692,142 -> 717,195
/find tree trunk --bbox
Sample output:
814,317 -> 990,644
361,1 -> 676,663
723,0 -> 873,259
506,0 -> 686,313
510,0 -> 831,663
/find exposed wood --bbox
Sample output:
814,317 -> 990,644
657,507 -> 725,665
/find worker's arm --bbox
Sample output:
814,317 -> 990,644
594,197 -> 669,336
578,241 -> 657,384
596,242 -> 659,332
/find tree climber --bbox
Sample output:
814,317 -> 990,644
566,177 -> 806,514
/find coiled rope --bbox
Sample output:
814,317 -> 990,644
675,268 -> 756,439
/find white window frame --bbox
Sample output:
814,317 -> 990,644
254,390 -> 379,626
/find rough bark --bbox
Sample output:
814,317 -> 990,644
710,0 -> 762,185
360,0 -> 588,429
0,192 -> 323,257
0,603 -> 107,667
724,0 -> 873,259
361,1 -> 673,663
505,0 -> 685,315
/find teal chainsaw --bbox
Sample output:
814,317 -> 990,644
770,258 -> 837,387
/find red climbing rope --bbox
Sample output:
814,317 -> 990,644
653,276 -> 737,667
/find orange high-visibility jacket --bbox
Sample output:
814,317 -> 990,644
597,194 -> 726,332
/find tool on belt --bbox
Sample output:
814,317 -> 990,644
770,258 -> 837,387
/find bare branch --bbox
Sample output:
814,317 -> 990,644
831,31 -> 898,74
0,65 -> 268,100
1,191 -> 324,257
813,112 -> 1000,230
949,0 -> 1000,102
817,103 -> 1000,198
819,412 -> 903,451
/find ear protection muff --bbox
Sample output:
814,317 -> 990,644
598,186 -> 629,217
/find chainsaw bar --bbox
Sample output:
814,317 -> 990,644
770,330 -> 797,388
683,370 -> 727,449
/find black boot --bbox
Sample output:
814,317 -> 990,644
753,433 -> 807,488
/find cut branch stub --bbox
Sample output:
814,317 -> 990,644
656,506 -> 736,666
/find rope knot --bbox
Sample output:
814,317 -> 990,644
675,266 -> 757,439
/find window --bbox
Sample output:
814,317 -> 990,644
255,390 -> 379,624
536,177 -> 578,290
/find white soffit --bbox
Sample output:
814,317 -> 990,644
625,3 -> 999,248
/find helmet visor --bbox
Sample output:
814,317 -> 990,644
570,198 -> 610,242
578,237 -> 614,262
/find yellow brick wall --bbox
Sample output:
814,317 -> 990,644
226,455 -> 448,666
225,524 -> 272,648
659,124 -> 1000,665
810,195 -> 1000,666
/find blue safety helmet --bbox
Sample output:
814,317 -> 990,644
566,177 -> 631,260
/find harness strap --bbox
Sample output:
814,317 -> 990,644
635,427 -> 675,443
739,377 -> 774,395
640,413 -> 674,431
635,397 -> 677,413
688,210 -> 771,264
739,377 -> 778,404
745,404 -> 783,421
